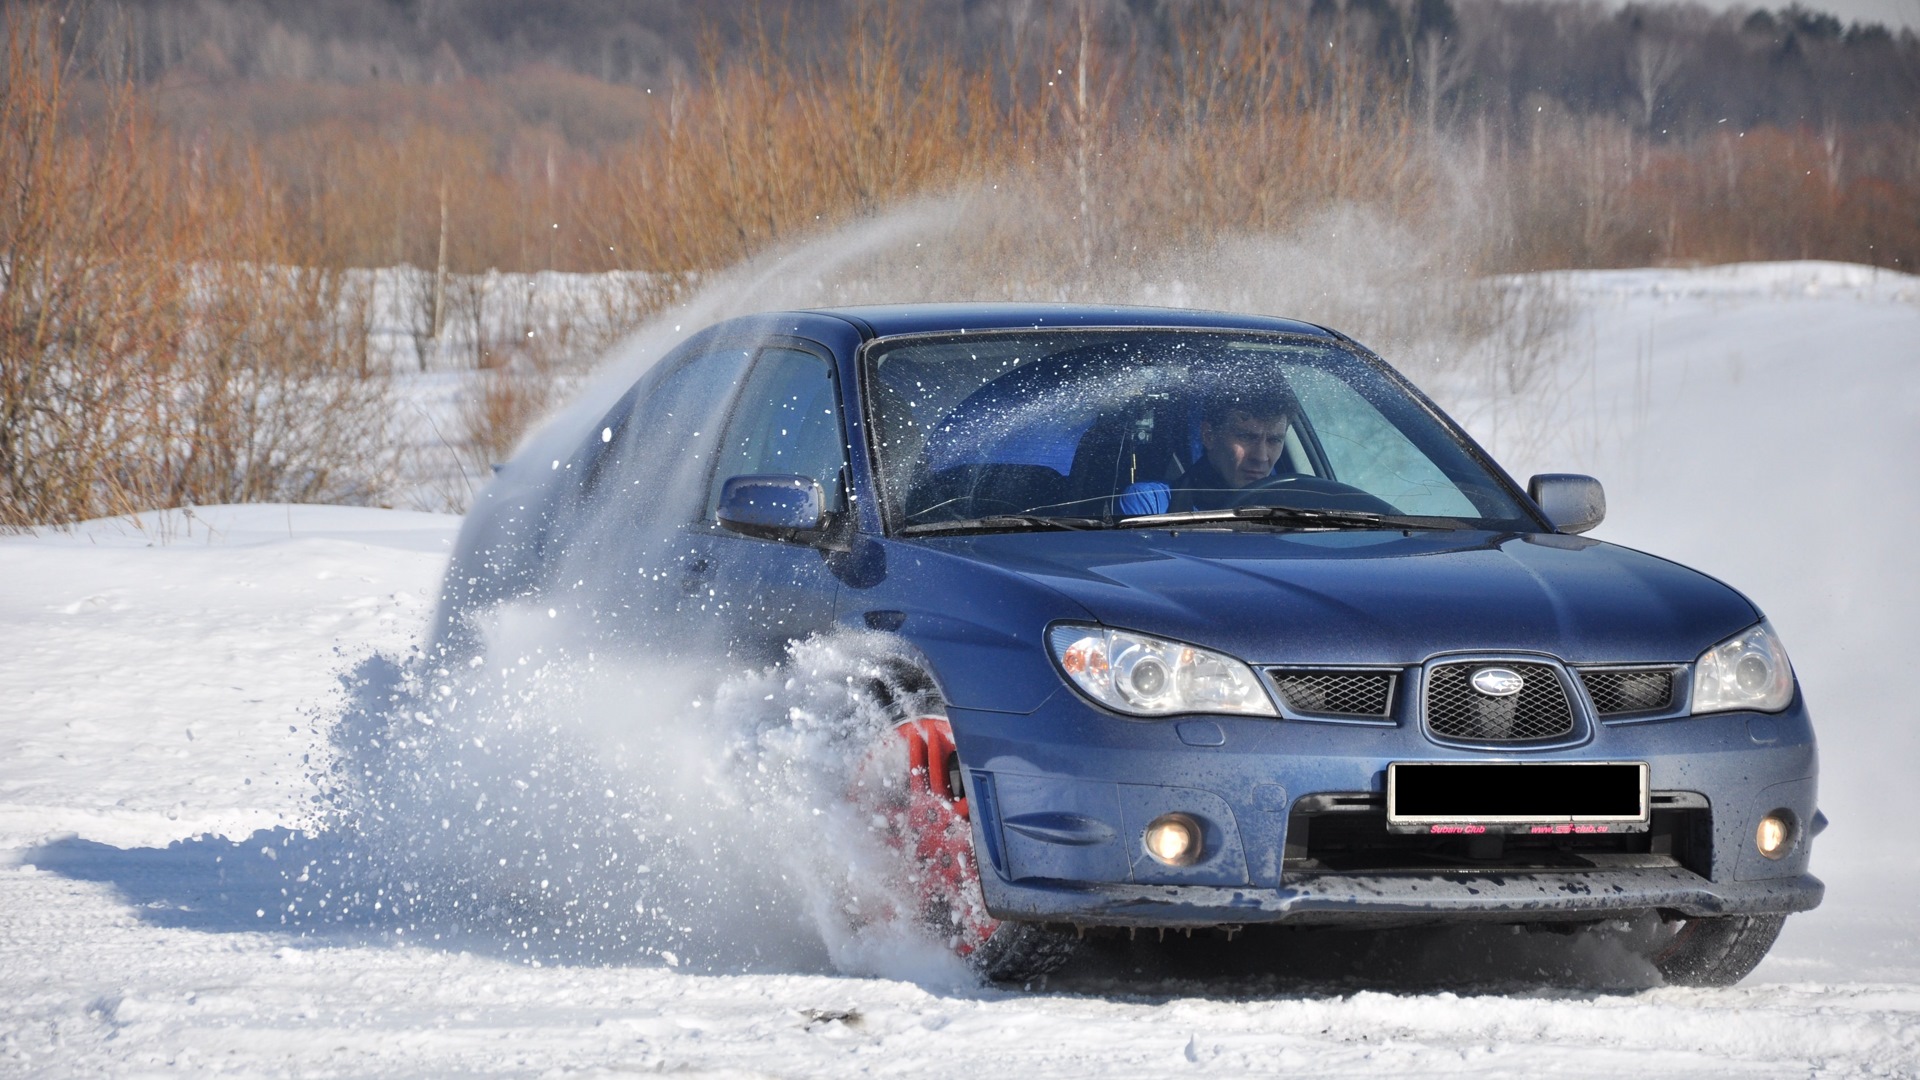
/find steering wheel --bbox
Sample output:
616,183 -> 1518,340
1226,474 -> 1400,515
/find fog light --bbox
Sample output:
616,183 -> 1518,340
1144,813 -> 1204,867
1755,812 -> 1793,860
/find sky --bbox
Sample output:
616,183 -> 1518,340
1665,0 -> 1919,28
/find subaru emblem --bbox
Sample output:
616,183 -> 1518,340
1471,667 -> 1525,697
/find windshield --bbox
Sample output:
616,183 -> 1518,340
860,329 -> 1538,533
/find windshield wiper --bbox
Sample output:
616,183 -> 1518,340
900,515 -> 1105,536
1117,506 -> 1467,531
1239,505 -> 1469,530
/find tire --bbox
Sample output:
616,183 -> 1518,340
1649,913 -> 1787,987
853,703 -> 1076,984
965,917 -> 1081,984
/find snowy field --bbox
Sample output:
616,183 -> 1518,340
3,261 -> 1918,1077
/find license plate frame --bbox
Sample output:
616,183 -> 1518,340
1386,761 -> 1651,834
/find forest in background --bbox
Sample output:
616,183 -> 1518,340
18,0 -> 1920,273
28,0 -> 1920,132
3,0 -> 1917,525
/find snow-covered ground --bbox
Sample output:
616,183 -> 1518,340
2,261 -> 1917,1076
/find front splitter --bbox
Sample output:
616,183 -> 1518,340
984,868 -> 1825,929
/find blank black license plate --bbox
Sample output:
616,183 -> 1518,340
1387,762 -> 1649,833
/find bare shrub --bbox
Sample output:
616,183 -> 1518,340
183,250 -> 390,507
459,365 -> 553,469
453,272 -> 564,466
0,10 -> 388,528
32,0 -> 1916,282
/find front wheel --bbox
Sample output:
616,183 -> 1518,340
1648,913 -> 1787,987
860,716 -> 1076,983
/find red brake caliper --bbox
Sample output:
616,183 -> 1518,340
893,717 -> 1000,957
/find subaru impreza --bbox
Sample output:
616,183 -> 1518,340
436,304 -> 1822,985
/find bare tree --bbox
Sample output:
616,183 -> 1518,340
1627,34 -> 1685,133
1415,30 -> 1472,134
1821,117 -> 1844,192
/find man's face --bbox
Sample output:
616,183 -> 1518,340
1199,410 -> 1289,488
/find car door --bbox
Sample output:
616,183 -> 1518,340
532,336 -> 755,653
682,341 -> 850,665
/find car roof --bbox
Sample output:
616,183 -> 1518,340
797,302 -> 1341,340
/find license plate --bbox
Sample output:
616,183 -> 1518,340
1386,762 -> 1650,834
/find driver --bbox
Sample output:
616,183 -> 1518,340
1170,387 -> 1296,512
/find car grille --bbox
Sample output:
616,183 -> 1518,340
1424,661 -> 1575,742
1580,667 -> 1679,717
1267,670 -> 1396,718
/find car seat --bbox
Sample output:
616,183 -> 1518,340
1064,402 -> 1187,517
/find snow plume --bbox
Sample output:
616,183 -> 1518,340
311,624 -> 965,982
509,180 -> 1539,483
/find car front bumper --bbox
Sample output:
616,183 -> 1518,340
950,691 -> 1823,928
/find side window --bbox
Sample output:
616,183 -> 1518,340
709,346 -> 848,514
1286,365 -> 1479,518
588,344 -> 755,526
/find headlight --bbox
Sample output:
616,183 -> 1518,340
1048,624 -> 1277,718
1692,621 -> 1795,714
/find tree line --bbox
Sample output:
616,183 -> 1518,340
23,0 -> 1919,140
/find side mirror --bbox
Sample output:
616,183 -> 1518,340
717,474 -> 829,541
1528,473 -> 1606,534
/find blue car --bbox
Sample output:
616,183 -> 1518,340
437,304 -> 1822,986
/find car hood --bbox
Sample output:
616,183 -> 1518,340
921,529 -> 1758,665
